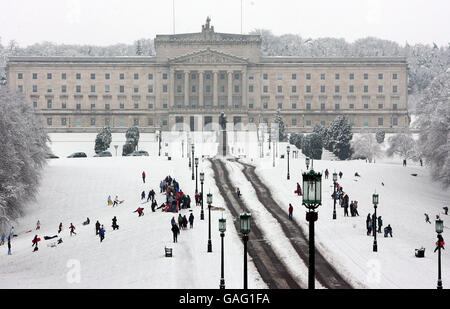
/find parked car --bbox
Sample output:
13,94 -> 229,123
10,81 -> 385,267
94,151 -> 112,157
68,152 -> 87,158
46,153 -> 59,159
128,150 -> 149,157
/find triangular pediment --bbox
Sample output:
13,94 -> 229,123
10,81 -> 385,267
168,48 -> 249,64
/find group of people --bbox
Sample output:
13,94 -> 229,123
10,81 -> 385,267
170,212 -> 195,243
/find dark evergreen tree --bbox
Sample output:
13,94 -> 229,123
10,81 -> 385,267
301,133 -> 323,160
326,116 -> 353,160
94,126 -> 112,154
274,109 -> 287,142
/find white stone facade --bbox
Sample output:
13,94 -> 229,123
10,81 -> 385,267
6,20 -> 409,133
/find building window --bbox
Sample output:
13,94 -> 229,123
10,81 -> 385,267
292,85 -> 297,93
76,85 -> 81,93
349,73 -> 354,80
134,73 -> 139,80
292,73 -> 296,80
378,117 -> 384,126
148,100 -> 154,109
292,103 -> 297,109
349,103 -> 354,109
306,85 -> 311,93
105,73 -> 110,80
263,73 -> 268,80
190,73 -> 196,80
61,101 -> 67,109
393,85 -> 398,93
306,119 -> 312,126
234,85 -> 240,93
148,118 -> 153,126
134,86 -> 139,93
18,73 -> 23,79
378,103 -> 383,109
32,73 -> 38,79
277,74 -> 282,80
192,86 -> 196,93
47,85 -> 52,93
335,73 -> 340,80
392,73 -> 398,80
33,100 -> 38,108
349,85 -> 354,93
105,119 -> 110,126
162,119 -> 168,126
263,102 -> 268,109
320,73 -> 325,80
320,102 -> 326,110
91,85 -> 96,93
91,118 -> 96,126
364,103 -> 369,109
76,103 -> 81,110
163,99 -> 168,108
120,73 -> 125,80
263,85 -> 268,93
47,99 -> 52,109
205,73 -> 211,80
148,85 -> 153,93
306,103 -> 311,110
277,102 -> 283,109
378,85 -> 383,93
306,73 -> 311,80
393,117 -> 398,126
249,74 -> 254,80
62,85 -> 67,93
76,73 -> 81,80
249,85 -> 254,93
292,118 -> 297,126
33,85 -> 38,92
134,101 -> 139,109
105,85 -> 110,93
363,118 -> 369,126
364,85 -> 368,93
62,73 -> 66,80
277,85 -> 282,93
335,103 -> 340,110
320,85 -> 325,93
47,73 -> 52,80
119,101 -> 124,109
120,85 -> 124,93
163,85 -> 168,93
220,73 -> 225,80
91,73 -> 95,80
378,73 -> 383,80
206,85 -> 211,93
47,118 -> 52,126
364,73 -> 368,80
61,118 -> 67,126
249,99 -> 254,109
90,102 -> 96,110
105,103 -> 110,110
335,85 -> 340,93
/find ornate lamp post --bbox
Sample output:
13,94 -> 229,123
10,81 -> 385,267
436,218 -> 444,289
333,172 -> 338,220
302,169 -> 322,289
195,157 -> 199,193
191,144 -> 195,180
240,212 -> 251,290
372,193 -> 379,252
158,126 -> 162,157
305,157 -> 310,170
219,217 -> 226,289
286,145 -> 290,180
200,172 -> 205,220
207,193 -> 213,253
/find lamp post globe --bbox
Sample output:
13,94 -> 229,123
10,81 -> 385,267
286,145 -> 290,180
305,157 -> 310,170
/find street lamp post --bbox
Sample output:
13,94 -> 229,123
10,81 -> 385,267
195,158 -> 199,193
286,145 -> 290,180
191,144 -> 195,180
372,193 -> 379,252
302,169 -> 322,289
436,218 -> 444,289
207,193 -> 213,253
240,213 -> 251,290
219,217 -> 226,289
158,128 -> 162,157
200,172 -> 205,220
305,157 -> 310,171
333,172 -> 338,220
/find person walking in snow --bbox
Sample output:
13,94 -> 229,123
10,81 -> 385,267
288,203 -> 293,220
142,171 -> 146,183
339,171 -> 343,179
147,189 -> 155,202
178,214 -> 183,229
36,220 -> 41,230
32,235 -> 39,252
324,169 -> 329,179
113,195 -> 119,207
403,159 -> 407,167
171,224 -> 180,243
10,226 -> 15,239
69,223 -> 76,236
189,212 -> 194,228
95,221 -> 101,235
366,214 -> 372,235
384,224 -> 393,237
295,183 -> 302,196
443,206 -> 448,215
377,216 -> 383,233
425,213 -> 431,224
134,207 -> 144,217
0,233 -> 5,246
353,201 -> 359,216
99,225 -> 105,243
151,199 -> 157,212
344,201 -> 350,217
182,215 -> 188,230
171,216 -> 176,226
58,222 -> 63,234
7,236 -> 11,255
141,190 -> 146,200
112,216 -> 119,230
236,187 -> 241,198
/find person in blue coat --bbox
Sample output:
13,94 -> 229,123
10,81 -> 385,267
99,225 -> 105,242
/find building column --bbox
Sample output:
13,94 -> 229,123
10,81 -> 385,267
170,68 -> 175,108
241,69 -> 247,108
227,70 -> 233,108
199,71 -> 204,107
213,70 -> 219,108
184,70 -> 189,107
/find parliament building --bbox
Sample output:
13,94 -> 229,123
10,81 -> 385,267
6,18 -> 409,133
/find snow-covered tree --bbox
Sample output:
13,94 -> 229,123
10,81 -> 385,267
375,130 -> 385,144
415,70 -> 450,187
289,132 -> 304,150
386,133 -> 418,161
326,116 -> 353,160
122,126 -> 140,156
301,133 -> 323,160
94,126 -> 112,154
274,109 -> 287,142
0,88 -> 50,232
351,133 -> 382,162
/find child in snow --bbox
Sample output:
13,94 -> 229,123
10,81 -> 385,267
377,216 -> 383,233
134,207 -> 144,217
36,220 -> 41,230
69,223 -> 76,236
443,207 -> 448,215
108,195 -> 113,206
236,187 -> 241,198
32,235 -> 39,252
384,225 -> 393,237
113,196 -> 119,207
83,218 -> 90,225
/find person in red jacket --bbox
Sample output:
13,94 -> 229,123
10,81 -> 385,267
134,207 -> 144,217
142,171 -> 146,183
288,203 -> 294,220
69,223 -> 76,236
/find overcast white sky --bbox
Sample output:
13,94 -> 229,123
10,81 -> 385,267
1,0 -> 449,47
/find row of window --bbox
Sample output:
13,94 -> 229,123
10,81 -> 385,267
18,72 -> 399,81
257,84 -> 398,94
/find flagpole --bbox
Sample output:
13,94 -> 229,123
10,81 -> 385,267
241,0 -> 243,34
173,0 -> 175,34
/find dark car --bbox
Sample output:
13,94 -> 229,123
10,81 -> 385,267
94,151 -> 112,157
46,153 -> 59,159
68,152 -> 87,158
129,150 -> 149,157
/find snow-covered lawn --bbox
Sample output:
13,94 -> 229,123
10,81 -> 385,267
242,146 -> 450,289
0,156 -> 265,289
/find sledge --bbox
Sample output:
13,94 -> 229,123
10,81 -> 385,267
32,238 -> 41,243
107,200 -> 113,206
26,230 -> 32,233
